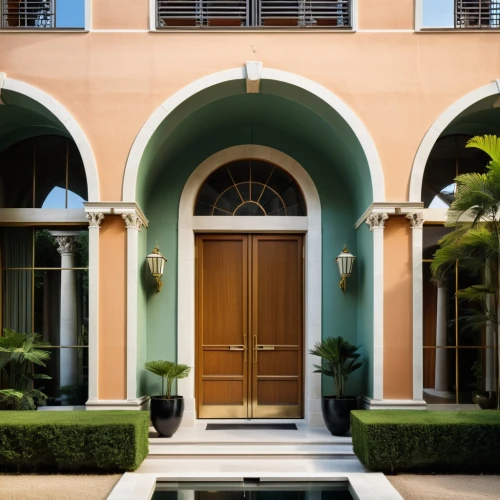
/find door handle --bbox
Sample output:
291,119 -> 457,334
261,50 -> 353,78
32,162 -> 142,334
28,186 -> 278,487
229,345 -> 245,351
257,345 -> 275,350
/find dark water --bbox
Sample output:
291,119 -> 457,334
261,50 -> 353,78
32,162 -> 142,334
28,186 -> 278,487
152,482 -> 353,500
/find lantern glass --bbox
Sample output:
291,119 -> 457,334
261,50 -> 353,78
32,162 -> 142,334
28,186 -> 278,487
336,245 -> 356,292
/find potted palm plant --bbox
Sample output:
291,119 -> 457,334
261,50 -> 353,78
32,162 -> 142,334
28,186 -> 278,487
145,360 -> 191,437
309,336 -> 362,436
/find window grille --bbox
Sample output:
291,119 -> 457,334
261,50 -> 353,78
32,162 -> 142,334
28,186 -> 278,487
156,0 -> 351,28
455,0 -> 500,28
1,0 -> 55,28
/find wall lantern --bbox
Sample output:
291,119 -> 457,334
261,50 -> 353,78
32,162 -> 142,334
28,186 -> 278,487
336,245 -> 356,292
147,243 -> 167,293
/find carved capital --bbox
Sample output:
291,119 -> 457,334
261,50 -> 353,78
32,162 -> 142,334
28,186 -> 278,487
366,212 -> 389,231
55,236 -> 77,255
122,212 -> 143,230
406,211 -> 425,229
86,212 -> 104,228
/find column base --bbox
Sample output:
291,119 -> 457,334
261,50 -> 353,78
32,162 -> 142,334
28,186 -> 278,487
362,397 -> 427,410
86,396 -> 150,410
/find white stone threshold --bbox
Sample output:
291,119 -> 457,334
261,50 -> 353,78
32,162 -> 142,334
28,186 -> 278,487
362,397 -> 427,410
108,466 -> 402,500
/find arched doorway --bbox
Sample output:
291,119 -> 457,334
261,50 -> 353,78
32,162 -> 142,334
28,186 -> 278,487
124,65 -> 385,425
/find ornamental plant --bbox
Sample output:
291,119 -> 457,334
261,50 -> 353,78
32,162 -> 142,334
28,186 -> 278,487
309,336 -> 362,399
0,329 -> 51,410
144,360 -> 191,399
431,135 -> 500,409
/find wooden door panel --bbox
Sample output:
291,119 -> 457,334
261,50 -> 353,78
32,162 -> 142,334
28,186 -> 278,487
201,239 -> 245,346
196,234 -> 248,418
254,240 -> 300,346
251,235 -> 303,418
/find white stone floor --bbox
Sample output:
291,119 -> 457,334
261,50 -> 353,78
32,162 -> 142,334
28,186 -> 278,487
107,420 -> 402,500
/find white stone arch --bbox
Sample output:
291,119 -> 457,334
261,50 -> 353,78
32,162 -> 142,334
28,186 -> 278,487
2,76 -> 100,202
177,145 -> 323,426
409,81 -> 500,203
122,65 -> 385,203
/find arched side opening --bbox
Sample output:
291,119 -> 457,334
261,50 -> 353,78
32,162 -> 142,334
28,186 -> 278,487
410,82 -> 500,407
0,78 -> 99,408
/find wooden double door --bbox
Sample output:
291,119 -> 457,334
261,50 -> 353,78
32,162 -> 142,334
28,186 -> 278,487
196,234 -> 304,419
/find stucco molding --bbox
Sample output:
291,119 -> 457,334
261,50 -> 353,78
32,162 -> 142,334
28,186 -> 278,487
177,145 -> 322,426
1,76 -> 100,202
409,81 -> 500,203
355,202 -> 423,229
406,211 -> 424,229
122,66 -> 385,203
86,212 -> 104,228
84,202 -> 148,227
122,212 -> 144,231
366,212 -> 389,230
0,72 -> 5,105
246,61 -> 262,93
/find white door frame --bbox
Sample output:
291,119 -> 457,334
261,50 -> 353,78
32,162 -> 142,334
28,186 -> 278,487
177,145 -> 323,426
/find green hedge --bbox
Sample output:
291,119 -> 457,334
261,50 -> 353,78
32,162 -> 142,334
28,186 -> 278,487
351,410 -> 500,473
0,410 -> 149,472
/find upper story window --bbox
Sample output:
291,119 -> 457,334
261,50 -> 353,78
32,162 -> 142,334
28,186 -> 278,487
195,160 -> 306,216
156,0 -> 352,29
0,0 -> 85,29
421,0 -> 500,29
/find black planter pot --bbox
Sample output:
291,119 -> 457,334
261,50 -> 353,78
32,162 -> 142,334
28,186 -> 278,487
321,396 -> 358,436
150,396 -> 184,437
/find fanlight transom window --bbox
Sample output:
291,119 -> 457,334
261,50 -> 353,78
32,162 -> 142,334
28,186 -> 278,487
194,160 -> 306,216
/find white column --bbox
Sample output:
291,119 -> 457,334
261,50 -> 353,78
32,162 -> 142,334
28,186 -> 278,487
123,212 -> 144,401
406,212 -> 424,401
434,282 -> 449,392
51,232 -> 80,396
86,212 -> 104,402
366,212 -> 388,401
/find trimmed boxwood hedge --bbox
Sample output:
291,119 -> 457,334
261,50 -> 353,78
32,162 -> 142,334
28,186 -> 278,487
351,410 -> 500,473
0,410 -> 149,472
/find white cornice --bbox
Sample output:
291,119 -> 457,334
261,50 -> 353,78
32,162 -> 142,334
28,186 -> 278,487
84,202 -> 148,228
355,202 -> 425,229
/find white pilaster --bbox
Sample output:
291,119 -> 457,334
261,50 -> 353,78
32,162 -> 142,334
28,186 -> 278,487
86,212 -> 104,401
406,211 -> 424,401
366,212 -> 388,401
123,212 -> 144,401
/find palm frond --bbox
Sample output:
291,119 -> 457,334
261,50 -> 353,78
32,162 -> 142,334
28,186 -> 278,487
466,135 -> 500,163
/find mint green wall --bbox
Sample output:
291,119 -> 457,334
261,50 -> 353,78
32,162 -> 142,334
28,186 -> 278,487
140,131 -> 370,399
356,222 -> 374,398
0,90 -> 68,154
136,82 -> 373,218
137,90 -> 375,399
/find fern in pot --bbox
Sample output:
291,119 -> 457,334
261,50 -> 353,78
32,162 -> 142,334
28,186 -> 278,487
309,336 -> 363,436
145,360 -> 191,437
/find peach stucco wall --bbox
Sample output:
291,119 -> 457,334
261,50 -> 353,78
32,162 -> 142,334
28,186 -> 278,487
383,217 -> 413,399
1,0 -> 500,202
98,216 -> 127,399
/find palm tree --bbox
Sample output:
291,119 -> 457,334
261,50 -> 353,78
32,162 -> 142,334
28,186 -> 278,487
431,135 -> 500,408
0,329 -> 51,410
309,336 -> 362,398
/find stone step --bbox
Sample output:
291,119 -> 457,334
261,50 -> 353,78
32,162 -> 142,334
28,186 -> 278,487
148,443 -> 354,458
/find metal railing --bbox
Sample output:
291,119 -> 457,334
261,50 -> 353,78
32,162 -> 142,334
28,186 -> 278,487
156,0 -> 351,28
1,0 -> 55,28
456,0 -> 500,28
